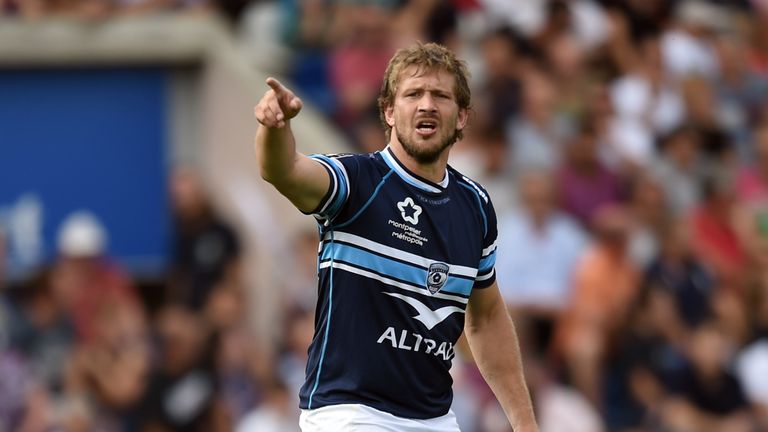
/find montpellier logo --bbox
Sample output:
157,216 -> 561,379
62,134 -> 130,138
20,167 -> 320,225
397,197 -> 422,225
382,292 -> 464,330
426,262 -> 449,294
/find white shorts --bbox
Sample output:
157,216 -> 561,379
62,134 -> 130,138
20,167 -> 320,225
299,404 -> 461,432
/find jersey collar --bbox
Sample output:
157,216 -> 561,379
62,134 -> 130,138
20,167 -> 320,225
381,146 -> 449,194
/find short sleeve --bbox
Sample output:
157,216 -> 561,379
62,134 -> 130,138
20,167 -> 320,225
458,175 -> 498,289
474,195 -> 498,289
306,154 -> 354,224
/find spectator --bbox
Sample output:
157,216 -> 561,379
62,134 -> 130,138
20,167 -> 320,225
449,100 -> 516,215
555,204 -> 640,407
62,278 -> 150,429
557,118 -> 624,227
606,286 -> 687,431
236,378 -> 299,432
136,305 -> 229,432
663,322 -> 752,432
679,75 -> 732,159
328,4 -> 395,131
0,228 -> 50,432
33,212 -> 147,429
50,211 -> 139,346
276,304 -> 313,408
644,218 -> 715,329
496,169 -> 588,352
477,26 -> 525,130
0,351 -> 50,432
733,122 -> 768,281
527,354 -> 604,432
519,299 -> 605,432
543,33 -> 591,121
508,67 -> 572,172
625,173 -> 667,268
689,172 -> 748,292
660,0 -> 724,82
736,283 -> 768,429
0,227 -> 25,355
650,125 -> 711,216
609,31 -> 686,168
713,34 -> 768,160
215,325 -> 263,425
10,271 -> 75,394
169,167 -> 241,311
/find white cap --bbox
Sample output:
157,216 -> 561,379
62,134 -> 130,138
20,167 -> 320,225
57,211 -> 107,257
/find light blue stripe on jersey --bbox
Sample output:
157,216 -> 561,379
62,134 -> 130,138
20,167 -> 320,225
478,250 -> 496,274
308,229 -> 336,409
457,182 -> 488,237
320,243 -> 474,297
311,155 -> 349,219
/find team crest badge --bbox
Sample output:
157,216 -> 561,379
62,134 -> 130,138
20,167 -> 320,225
426,262 -> 449,294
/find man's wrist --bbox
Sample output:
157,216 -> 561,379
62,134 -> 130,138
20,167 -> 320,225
511,417 -> 538,432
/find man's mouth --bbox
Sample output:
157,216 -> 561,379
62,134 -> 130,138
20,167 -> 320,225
415,120 -> 437,136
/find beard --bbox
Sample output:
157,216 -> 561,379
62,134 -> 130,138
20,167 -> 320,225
396,128 -> 459,165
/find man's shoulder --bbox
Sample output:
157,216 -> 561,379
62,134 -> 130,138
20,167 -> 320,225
311,151 -> 390,203
314,151 -> 384,170
448,165 -> 492,206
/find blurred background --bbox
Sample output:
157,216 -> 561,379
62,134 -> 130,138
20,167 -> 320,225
2,0 -> 768,431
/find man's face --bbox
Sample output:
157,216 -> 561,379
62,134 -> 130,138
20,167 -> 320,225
385,66 -> 468,164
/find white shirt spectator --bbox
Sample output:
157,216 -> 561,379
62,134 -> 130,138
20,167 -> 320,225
736,339 -> 768,406
660,29 -> 719,81
478,0 -> 608,50
538,385 -> 605,432
507,115 -> 572,173
609,75 -> 686,167
496,211 -> 588,309
610,74 -> 686,135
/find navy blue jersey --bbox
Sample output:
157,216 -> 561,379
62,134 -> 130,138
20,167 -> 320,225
299,146 -> 498,419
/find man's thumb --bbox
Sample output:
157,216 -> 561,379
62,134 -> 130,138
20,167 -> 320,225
289,97 -> 303,112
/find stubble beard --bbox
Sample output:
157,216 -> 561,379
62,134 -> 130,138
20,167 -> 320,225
396,129 -> 459,165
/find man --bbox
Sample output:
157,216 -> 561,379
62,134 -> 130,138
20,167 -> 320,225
254,42 -> 537,431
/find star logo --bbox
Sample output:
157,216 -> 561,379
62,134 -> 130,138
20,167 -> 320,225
397,197 -> 422,225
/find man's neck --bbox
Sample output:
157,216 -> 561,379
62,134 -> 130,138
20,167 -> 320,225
388,141 -> 449,184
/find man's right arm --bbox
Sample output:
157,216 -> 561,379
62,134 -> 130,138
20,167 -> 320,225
254,77 -> 330,214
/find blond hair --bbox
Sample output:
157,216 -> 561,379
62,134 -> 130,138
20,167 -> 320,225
377,42 -> 471,142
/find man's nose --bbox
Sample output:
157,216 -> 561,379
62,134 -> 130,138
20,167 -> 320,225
417,94 -> 437,112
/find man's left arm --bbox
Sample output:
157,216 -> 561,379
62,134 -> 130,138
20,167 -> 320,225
464,281 -> 538,432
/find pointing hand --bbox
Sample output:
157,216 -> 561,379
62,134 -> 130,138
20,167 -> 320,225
254,77 -> 303,129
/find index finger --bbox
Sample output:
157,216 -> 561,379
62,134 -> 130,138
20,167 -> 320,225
266,77 -> 288,95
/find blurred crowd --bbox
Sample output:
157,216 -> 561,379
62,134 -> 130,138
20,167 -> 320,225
4,0 -> 768,431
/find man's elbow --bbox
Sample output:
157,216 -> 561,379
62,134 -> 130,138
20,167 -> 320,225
259,164 -> 289,186
259,167 -> 275,184
466,303 -> 510,334
464,315 -> 491,337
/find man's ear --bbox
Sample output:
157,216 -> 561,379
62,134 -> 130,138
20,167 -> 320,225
384,104 -> 395,127
456,108 -> 468,131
